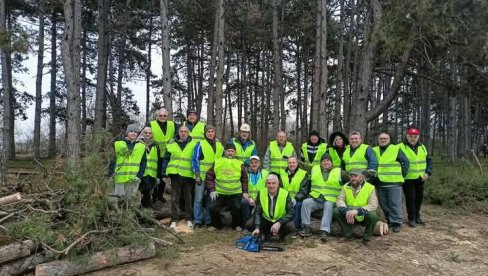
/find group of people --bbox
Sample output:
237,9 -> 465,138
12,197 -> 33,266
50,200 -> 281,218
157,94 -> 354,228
109,108 -> 432,244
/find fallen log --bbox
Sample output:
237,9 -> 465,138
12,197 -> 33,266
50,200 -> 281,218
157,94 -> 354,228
0,252 -> 54,276
35,243 -> 156,276
0,240 -> 37,264
0,193 -> 22,206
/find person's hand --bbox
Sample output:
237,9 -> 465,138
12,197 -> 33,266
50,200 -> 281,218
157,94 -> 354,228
247,197 -> 255,206
346,210 -> 358,224
422,173 -> 429,182
133,177 -> 141,184
156,178 -> 161,186
252,228 -> 260,237
365,169 -> 377,179
291,198 -> 296,207
271,222 -> 281,235
210,191 -> 219,201
195,176 -> 202,185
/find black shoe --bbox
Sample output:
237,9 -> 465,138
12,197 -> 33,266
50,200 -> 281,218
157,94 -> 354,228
362,238 -> 371,245
392,225 -> 401,233
408,220 -> 416,227
298,226 -> 312,237
415,218 -> 425,226
320,231 -> 329,242
194,223 -> 202,229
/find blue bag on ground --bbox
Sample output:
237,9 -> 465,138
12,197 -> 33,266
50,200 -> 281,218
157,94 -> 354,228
236,235 -> 260,252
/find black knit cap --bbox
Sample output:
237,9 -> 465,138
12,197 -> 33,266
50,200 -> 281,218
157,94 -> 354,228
321,153 -> 332,162
225,143 -> 236,150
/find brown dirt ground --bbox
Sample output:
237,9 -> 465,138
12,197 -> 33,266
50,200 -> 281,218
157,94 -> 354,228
88,205 -> 488,276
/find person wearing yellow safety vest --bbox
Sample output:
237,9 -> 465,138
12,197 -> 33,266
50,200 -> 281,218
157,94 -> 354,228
191,125 -> 224,229
299,153 -> 345,242
240,155 -> 269,224
228,123 -> 258,166
161,126 -> 198,231
372,132 -> 409,233
205,144 -> 249,230
263,131 -> 296,174
147,108 -> 175,204
278,156 -> 309,230
327,131 -> 348,168
248,174 -> 295,241
341,131 -> 378,178
138,127 -> 162,208
179,109 -> 206,143
300,130 -> 327,168
334,168 -> 379,244
109,124 -> 147,198
400,127 -> 432,227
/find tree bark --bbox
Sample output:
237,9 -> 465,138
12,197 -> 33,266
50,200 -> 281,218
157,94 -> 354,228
1,0 -> 13,165
35,243 -> 156,276
33,0 -> 45,159
62,0 -> 82,165
0,252 -> 54,275
271,0 -> 283,133
207,0 -> 221,125
312,0 -> 327,136
160,0 -> 172,117
0,192 -> 22,206
48,13 -> 57,157
80,30 -> 88,137
0,240 -> 36,264
146,16 -> 153,123
214,0 -> 225,128
334,0 -> 345,131
94,0 -> 110,132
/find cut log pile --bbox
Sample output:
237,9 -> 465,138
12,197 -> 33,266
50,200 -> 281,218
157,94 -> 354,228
0,192 -> 176,275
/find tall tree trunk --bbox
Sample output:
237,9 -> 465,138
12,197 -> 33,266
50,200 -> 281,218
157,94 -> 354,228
0,0 -> 10,184
62,0 -> 82,165
214,0 -> 225,129
4,6 -> 14,159
206,0 -> 221,125
34,0 -> 45,159
271,0 -> 283,133
94,0 -> 109,132
334,0 -> 345,131
225,51 -> 233,136
302,46 -> 310,139
312,0 -> 327,136
48,13 -> 57,157
160,0 -> 172,117
81,30 -> 88,136
145,16 -> 153,123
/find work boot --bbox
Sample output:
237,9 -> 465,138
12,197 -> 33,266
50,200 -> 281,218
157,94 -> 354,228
298,225 -> 312,237
194,223 -> 202,230
415,218 -> 426,226
392,225 -> 401,233
408,220 -> 416,227
170,222 -> 177,231
320,231 -> 329,242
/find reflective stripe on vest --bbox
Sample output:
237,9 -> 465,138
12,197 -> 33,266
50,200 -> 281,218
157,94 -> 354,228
328,148 -> 342,168
301,142 -> 327,166
143,145 -> 159,178
260,188 -> 288,223
373,144 -> 404,183
309,166 -> 342,202
279,168 -> 308,199
248,169 -> 269,200
150,120 -> 175,156
166,140 -> 197,178
233,138 -> 256,162
269,141 -> 295,173
400,143 -> 428,179
214,157 -> 243,195
199,140 -> 224,180
114,141 -> 145,184
184,121 -> 206,142
343,182 -> 375,222
343,144 -> 369,172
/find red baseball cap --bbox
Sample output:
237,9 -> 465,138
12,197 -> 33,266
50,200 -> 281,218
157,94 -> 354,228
407,127 -> 420,135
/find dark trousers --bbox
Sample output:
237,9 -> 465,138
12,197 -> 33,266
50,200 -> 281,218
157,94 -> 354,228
210,194 -> 242,229
333,207 -> 378,241
170,175 -> 194,221
153,178 -> 166,202
140,176 -> 156,208
245,218 -> 295,240
402,177 -> 424,222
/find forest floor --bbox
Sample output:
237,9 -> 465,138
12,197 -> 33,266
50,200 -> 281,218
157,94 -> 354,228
87,204 -> 488,276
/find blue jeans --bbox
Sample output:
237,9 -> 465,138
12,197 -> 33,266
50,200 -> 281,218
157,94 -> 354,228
294,201 -> 303,229
377,185 -> 403,225
240,198 -> 254,224
193,183 -> 211,225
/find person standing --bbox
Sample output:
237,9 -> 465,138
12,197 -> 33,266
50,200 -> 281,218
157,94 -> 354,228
139,127 -> 161,208
342,131 -> 378,176
229,123 -> 258,166
263,131 -> 296,174
372,132 -> 409,232
182,109 -> 206,143
300,130 -> 327,168
192,125 -> 224,229
399,127 -> 432,227
327,131 -> 348,168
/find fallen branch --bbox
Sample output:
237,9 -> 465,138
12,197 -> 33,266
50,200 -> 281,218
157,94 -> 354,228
41,230 -> 108,256
470,150 -> 483,175
134,209 -> 184,243
0,252 -> 55,276
0,193 -> 22,206
149,236 -> 173,247
35,243 -> 156,276
0,240 -> 37,264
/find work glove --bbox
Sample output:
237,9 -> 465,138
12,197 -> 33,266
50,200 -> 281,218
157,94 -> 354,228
156,178 -> 161,186
364,169 -> 377,179
133,177 -> 141,184
195,176 -> 202,186
291,198 -> 297,207
210,191 -> 219,202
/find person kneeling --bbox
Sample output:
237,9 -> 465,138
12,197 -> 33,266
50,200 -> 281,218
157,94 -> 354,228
248,174 -> 295,241
333,168 -> 378,244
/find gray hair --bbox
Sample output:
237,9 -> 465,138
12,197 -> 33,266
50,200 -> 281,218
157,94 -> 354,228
266,174 -> 279,183
156,108 -> 168,116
